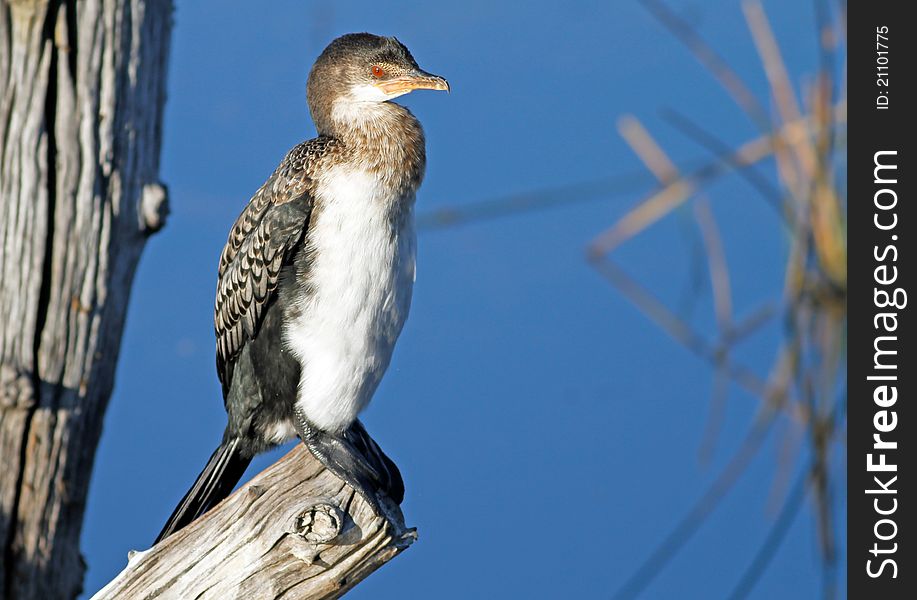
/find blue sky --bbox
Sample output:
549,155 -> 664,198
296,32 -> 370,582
81,1 -> 845,598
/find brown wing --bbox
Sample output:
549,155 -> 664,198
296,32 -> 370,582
214,137 -> 338,395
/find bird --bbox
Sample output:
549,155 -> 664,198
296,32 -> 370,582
155,33 -> 448,543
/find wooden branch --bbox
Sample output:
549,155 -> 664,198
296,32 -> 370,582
91,445 -> 416,600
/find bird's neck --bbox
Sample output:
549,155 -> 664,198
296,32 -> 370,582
323,101 -> 426,196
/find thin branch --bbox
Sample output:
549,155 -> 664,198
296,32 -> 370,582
698,365 -> 730,464
726,464 -> 809,600
416,173 -> 652,230
659,108 -> 785,216
617,115 -> 680,183
416,105 -> 844,238
639,0 -> 772,131
768,416 -> 805,515
693,199 -> 733,332
588,256 -> 807,422
743,0 -> 815,177
589,106 -> 846,257
723,303 -> 778,347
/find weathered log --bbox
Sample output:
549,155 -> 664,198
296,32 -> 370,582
0,0 -> 172,598
91,444 -> 416,600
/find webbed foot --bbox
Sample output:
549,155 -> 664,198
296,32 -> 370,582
295,411 -> 403,516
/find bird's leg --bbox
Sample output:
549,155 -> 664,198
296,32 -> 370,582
294,410 -> 402,516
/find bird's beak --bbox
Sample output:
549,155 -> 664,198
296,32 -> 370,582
374,69 -> 450,96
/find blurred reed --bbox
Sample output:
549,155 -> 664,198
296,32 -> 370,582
417,0 -> 846,597
594,1 -> 846,597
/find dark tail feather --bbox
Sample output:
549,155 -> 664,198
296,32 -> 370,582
155,438 -> 252,543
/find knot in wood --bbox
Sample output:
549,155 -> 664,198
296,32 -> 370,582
292,502 -> 343,544
0,366 -> 36,409
141,182 -> 169,233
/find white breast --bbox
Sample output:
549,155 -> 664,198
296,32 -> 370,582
284,167 -> 417,433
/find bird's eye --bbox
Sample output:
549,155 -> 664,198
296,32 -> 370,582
371,65 -> 384,78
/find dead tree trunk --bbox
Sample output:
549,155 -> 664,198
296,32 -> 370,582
0,1 -> 172,598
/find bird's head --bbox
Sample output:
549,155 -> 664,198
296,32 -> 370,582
307,33 -> 449,135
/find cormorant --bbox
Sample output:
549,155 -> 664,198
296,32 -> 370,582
156,33 -> 448,542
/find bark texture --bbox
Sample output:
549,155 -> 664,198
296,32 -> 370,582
0,1 -> 171,598
91,444 -> 416,600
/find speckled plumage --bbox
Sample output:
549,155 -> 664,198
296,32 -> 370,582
214,136 -> 342,398
214,101 -> 427,444
156,33 -> 446,542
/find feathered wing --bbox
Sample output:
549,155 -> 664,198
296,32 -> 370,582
156,138 -> 338,543
214,200 -> 310,396
214,137 -> 339,396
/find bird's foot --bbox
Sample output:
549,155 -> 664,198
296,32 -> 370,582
343,419 -> 404,505
294,412 -> 403,517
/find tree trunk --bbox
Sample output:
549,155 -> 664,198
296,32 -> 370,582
0,1 -> 172,598
91,445 -> 416,600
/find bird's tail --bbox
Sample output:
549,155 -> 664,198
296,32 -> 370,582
155,437 -> 252,543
